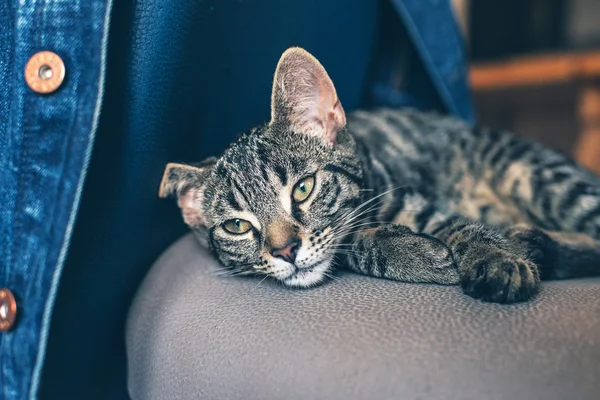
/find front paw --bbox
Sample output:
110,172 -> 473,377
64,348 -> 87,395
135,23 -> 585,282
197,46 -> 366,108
459,245 -> 540,303
369,225 -> 459,284
507,225 -> 555,274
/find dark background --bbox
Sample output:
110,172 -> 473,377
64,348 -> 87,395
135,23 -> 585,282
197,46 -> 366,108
454,0 -> 600,175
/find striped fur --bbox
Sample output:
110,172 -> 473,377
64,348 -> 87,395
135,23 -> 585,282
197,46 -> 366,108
160,48 -> 600,303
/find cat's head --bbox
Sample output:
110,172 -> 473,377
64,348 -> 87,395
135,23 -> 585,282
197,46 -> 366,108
159,48 -> 363,287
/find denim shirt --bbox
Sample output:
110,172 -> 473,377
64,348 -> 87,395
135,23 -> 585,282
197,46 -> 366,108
0,1 -> 113,398
0,1 -> 471,399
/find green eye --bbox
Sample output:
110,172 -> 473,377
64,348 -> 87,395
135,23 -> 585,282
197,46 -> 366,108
223,218 -> 252,234
292,176 -> 315,203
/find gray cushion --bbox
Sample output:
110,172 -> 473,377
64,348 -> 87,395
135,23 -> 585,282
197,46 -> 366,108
126,233 -> 600,400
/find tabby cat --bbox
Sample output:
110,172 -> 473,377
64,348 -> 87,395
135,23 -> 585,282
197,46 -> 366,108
160,47 -> 600,303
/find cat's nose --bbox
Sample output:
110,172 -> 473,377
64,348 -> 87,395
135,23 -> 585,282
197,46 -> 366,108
271,240 -> 300,264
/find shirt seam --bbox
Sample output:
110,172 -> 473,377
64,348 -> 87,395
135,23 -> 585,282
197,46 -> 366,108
28,1 -> 114,397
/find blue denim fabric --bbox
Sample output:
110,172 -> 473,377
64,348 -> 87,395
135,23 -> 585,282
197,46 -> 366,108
395,0 -> 474,122
0,1 -> 112,399
0,1 -> 472,399
370,0 -> 474,122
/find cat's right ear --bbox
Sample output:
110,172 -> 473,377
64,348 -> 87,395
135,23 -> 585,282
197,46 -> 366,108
159,159 -> 215,227
269,47 -> 346,145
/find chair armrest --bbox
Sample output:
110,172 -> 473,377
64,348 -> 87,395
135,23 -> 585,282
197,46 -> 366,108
127,233 -> 600,400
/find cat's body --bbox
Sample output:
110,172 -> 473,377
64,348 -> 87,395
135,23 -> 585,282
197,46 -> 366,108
351,107 -> 600,233
160,48 -> 600,303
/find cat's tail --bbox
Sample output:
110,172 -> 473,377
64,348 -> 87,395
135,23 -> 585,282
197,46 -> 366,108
509,225 -> 600,280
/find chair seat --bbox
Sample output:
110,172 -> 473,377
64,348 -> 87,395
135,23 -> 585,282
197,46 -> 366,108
126,233 -> 600,400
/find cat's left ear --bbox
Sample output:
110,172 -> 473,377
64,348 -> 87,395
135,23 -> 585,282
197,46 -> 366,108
158,159 -> 216,227
270,47 -> 346,145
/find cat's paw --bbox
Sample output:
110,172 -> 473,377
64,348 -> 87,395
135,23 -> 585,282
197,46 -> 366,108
379,226 -> 456,267
367,225 -> 459,284
459,245 -> 540,303
507,225 -> 555,272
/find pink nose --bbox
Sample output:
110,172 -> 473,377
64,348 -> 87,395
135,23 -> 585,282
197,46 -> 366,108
271,240 -> 300,263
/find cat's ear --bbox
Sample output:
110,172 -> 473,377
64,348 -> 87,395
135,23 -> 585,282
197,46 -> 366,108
158,159 -> 216,227
270,47 -> 346,145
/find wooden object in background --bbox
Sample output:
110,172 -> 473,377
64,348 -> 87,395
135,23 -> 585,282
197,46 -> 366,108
575,86 -> 600,175
470,51 -> 600,91
470,51 -> 600,174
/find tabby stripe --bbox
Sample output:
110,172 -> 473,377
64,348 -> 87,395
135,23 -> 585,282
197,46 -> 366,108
226,191 -> 242,211
531,170 -> 546,200
325,176 -> 342,209
218,247 -> 244,258
324,164 -> 363,186
525,209 -> 552,230
413,165 -> 436,194
209,229 -> 230,266
384,115 -> 418,142
231,178 -> 252,206
274,165 -> 288,186
377,252 -> 388,278
382,194 -> 406,223
354,239 -> 366,273
215,163 -> 227,178
480,138 -> 497,161
544,160 -> 575,170
510,180 -> 521,203
444,222 -> 471,237
575,203 -> 600,233
291,205 -> 304,224
480,205 -> 491,220
259,164 -> 269,182
255,141 -> 271,168
338,156 -> 362,172
347,245 -> 360,270
491,142 -> 532,188
364,247 -> 374,276
356,140 -> 377,186
507,141 -> 531,162
390,116 -> 428,154
208,228 -> 218,253
471,125 -> 486,138
441,223 -> 474,245
376,158 -> 405,218
429,217 -> 461,237
541,195 -> 560,229
334,197 -> 361,216
488,139 -> 510,166
415,203 -> 438,232
559,182 -> 591,212
551,171 -> 571,184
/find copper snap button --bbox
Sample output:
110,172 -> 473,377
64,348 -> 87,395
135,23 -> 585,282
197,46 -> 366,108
0,289 -> 17,332
24,51 -> 66,94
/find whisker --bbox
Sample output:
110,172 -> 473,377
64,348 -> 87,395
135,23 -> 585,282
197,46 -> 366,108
335,219 -> 392,233
332,184 -> 408,225
212,269 -> 251,278
328,205 -> 427,243
330,251 -> 363,259
322,272 -> 340,281
336,203 -> 384,226
332,198 -> 387,229
334,206 -> 424,232
254,274 -> 270,288
328,222 -> 393,242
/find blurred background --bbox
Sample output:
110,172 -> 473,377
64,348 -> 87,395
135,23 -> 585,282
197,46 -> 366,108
452,0 -> 600,175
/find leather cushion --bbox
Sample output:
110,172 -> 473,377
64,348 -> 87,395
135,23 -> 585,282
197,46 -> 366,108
127,234 -> 600,400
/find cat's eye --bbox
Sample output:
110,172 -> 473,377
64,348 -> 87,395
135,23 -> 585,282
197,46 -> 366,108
223,218 -> 252,234
292,176 -> 315,203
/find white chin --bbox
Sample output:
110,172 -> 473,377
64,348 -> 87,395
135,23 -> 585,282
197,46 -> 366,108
282,260 -> 331,288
